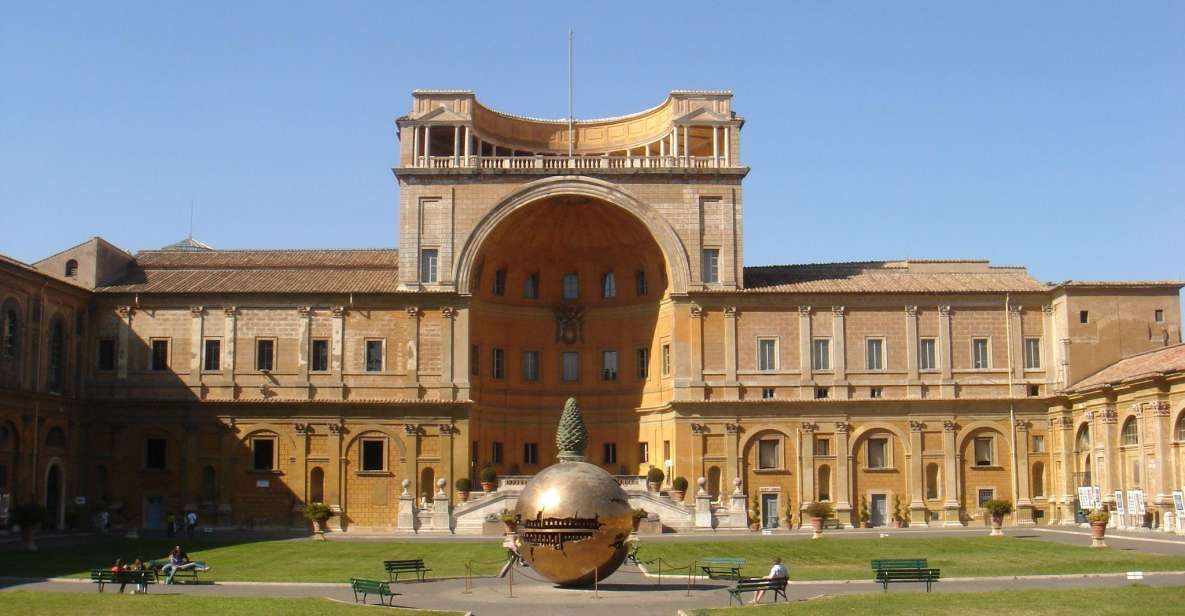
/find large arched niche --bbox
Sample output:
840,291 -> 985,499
455,176 -> 690,296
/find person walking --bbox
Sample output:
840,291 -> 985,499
751,557 -> 789,604
185,510 -> 198,539
166,511 -> 176,537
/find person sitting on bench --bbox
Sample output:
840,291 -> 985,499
752,557 -> 788,604
110,558 -> 128,594
162,545 -> 195,584
131,558 -> 148,594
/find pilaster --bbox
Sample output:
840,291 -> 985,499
834,421 -> 852,526
724,422 -> 740,496
189,306 -> 203,391
1014,419 -> 1034,525
116,306 -> 133,381
798,306 -> 812,396
406,307 -> 421,391
908,420 -> 927,525
942,420 -> 963,526
297,306 -> 311,392
938,306 -> 954,397
831,306 -> 848,398
439,307 -> 457,400
330,306 -> 345,400
904,305 -> 921,398
799,422 -> 817,512
721,306 -> 740,399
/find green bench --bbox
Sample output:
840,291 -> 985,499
871,559 -> 939,592
727,577 -> 788,606
384,558 -> 431,582
89,569 -> 157,593
350,578 -> 396,606
149,558 -> 210,584
699,557 -> 746,580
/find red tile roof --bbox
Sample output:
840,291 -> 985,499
97,249 -> 401,294
740,261 -> 1048,294
1067,343 -> 1185,392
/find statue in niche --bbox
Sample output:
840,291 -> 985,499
554,305 -> 585,344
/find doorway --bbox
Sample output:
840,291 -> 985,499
870,494 -> 888,527
144,495 -> 165,530
45,464 -> 63,530
761,493 -> 779,529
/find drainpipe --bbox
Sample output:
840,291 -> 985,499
1005,294 -> 1019,522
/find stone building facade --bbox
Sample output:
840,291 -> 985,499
1,90 -> 1182,533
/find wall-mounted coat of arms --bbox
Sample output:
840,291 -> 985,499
553,305 -> 584,344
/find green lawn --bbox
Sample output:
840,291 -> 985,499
0,536 -> 508,582
686,585 -> 1185,615
636,536 -> 1185,580
0,592 -> 460,615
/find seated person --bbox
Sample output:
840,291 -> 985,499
162,545 -> 195,584
130,558 -> 148,594
751,557 -> 788,604
110,558 -> 128,593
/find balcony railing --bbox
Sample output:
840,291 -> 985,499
409,155 -> 736,170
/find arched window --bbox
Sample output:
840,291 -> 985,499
1075,424 -> 1090,452
817,465 -> 831,501
1121,417 -> 1139,446
2,304 -> 17,358
1176,413 -> 1185,442
64,260 -> 78,278
420,467 -> 435,502
706,466 -> 721,500
925,463 -> 940,500
45,426 -> 66,448
309,467 -> 325,503
47,317 -> 65,393
1032,462 -> 1045,498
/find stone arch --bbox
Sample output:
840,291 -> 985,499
1074,422 -> 1091,451
954,421 -> 1010,453
44,457 -> 65,530
706,465 -> 722,500
239,425 -> 298,472
1120,415 -> 1139,446
419,467 -> 436,502
817,464 -> 832,501
342,427 -> 408,460
925,462 -> 941,500
308,466 -> 325,503
454,176 -> 692,295
45,426 -> 66,449
1175,408 -> 1185,442
849,423 -> 912,457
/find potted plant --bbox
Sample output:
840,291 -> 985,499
670,476 -> 688,502
858,496 -> 871,528
891,495 -> 904,528
455,477 -> 472,502
480,466 -> 498,492
983,499 -> 1014,536
646,467 -> 665,493
11,503 -> 47,551
303,502 -> 333,540
1087,508 -> 1109,548
499,509 -> 518,533
631,508 -> 648,533
749,495 -> 761,531
784,502 -> 796,529
804,501 -> 834,537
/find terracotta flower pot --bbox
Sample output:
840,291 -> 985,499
648,482 -> 661,493
481,482 -> 495,492
458,491 -> 470,502
810,516 -> 824,532
990,515 -> 1004,536
669,490 -> 685,502
1090,521 -> 1107,540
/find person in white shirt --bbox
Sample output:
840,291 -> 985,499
752,557 -> 788,604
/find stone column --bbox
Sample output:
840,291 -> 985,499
1148,401 -> 1174,530
800,422 -> 817,513
1100,408 -> 1118,498
438,423 -> 456,508
908,421 -> 927,526
904,306 -> 921,398
834,421 -> 852,526
1042,306 -> 1057,386
831,306 -> 848,399
218,419 -> 239,528
291,423 -> 309,527
942,420 -> 962,526
722,306 -> 739,399
798,306 -> 812,398
689,423 -> 705,500
1053,415 -> 1078,524
453,307 -> 471,401
327,422 -> 345,530
439,308 -> 457,400
724,422 -> 741,498
116,306 -> 133,381
685,304 -> 705,399
1014,419 -> 1034,525
938,306 -> 954,397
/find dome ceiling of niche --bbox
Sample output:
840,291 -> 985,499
478,196 -> 664,258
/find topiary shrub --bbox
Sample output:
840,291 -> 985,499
804,501 -> 834,519
480,466 -> 497,484
984,499 -> 1014,518
671,476 -> 689,492
646,467 -> 665,484
455,477 -> 472,493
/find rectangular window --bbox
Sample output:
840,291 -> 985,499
701,248 -> 720,284
419,249 -> 438,283
96,338 -> 116,371
758,338 -> 777,371
971,338 -> 990,369
1024,338 -> 1041,369
523,442 -> 538,465
523,273 -> 539,299
639,442 -> 649,463
978,488 -> 995,507
867,438 -> 888,469
919,338 -> 937,371
470,344 -> 479,376
661,344 -> 671,376
251,437 -> 275,471
811,338 -> 831,371
865,338 -> 884,371
758,439 -> 779,469
365,340 -> 384,372
869,386 -> 883,399
150,339 -> 170,371
491,441 -> 503,464
1079,310 -> 1089,324
311,339 -> 329,372
562,351 -> 580,382
145,438 -> 167,470
203,339 -> 221,371
522,350 -> 540,382
562,273 -> 579,300
761,387 -> 775,399
635,348 -> 649,379
601,272 -> 616,298
493,268 -> 507,296
1028,384 -> 1041,397
603,442 -> 617,465
1154,309 -> 1164,323
814,386 -> 829,399
635,270 -> 648,296
663,440 -> 671,464
601,350 -> 618,381
815,437 -> 831,457
1032,435 -> 1045,453
361,439 -> 385,471
491,348 -> 505,379
256,339 -> 274,371
974,437 -> 993,466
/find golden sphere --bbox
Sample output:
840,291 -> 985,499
514,460 -> 633,586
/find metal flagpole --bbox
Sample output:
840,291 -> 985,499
568,29 -> 574,159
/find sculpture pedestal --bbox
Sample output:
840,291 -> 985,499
695,492 -> 713,529
397,495 -> 417,532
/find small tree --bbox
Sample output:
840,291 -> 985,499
646,467 -> 665,485
480,466 -> 498,490
892,495 -> 904,525
1086,508 -> 1110,524
983,499 -> 1014,519
303,503 -> 333,539
749,495 -> 761,528
858,496 -> 871,526
804,501 -> 833,519
671,476 -> 689,492
455,477 -> 472,493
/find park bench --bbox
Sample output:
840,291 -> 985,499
871,559 -> 938,592
350,577 -> 396,606
699,557 -> 746,580
384,558 -> 432,582
90,569 -> 156,593
727,577 -> 788,606
149,558 -> 210,584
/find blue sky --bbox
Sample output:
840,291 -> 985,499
1,2 -> 1182,287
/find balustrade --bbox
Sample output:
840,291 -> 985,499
409,155 -> 733,170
